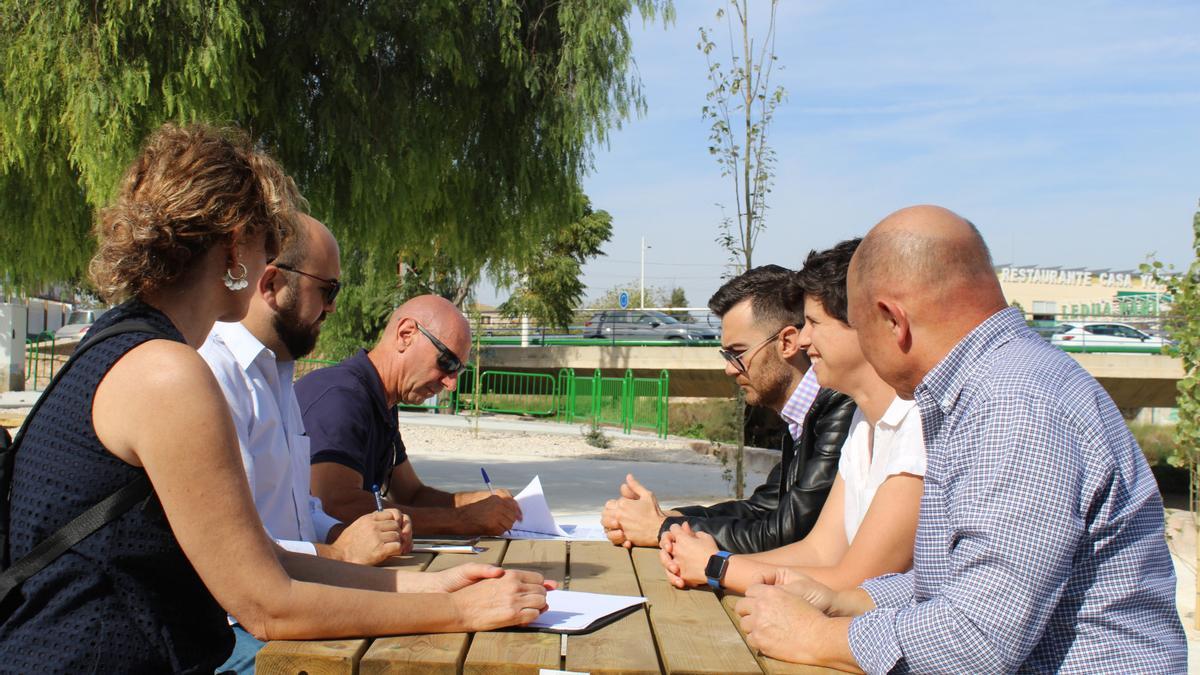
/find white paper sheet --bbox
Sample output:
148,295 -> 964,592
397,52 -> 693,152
506,475 -> 569,537
528,590 -> 646,633
503,476 -> 608,540
558,522 -> 608,542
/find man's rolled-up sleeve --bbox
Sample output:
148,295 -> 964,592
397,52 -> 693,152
860,571 -> 915,609
848,572 -> 915,673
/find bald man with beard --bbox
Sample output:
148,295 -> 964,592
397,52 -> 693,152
296,295 -> 522,536
734,206 -> 1185,673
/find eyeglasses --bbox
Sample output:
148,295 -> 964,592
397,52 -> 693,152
718,327 -> 791,375
272,263 -> 341,304
415,323 -> 468,375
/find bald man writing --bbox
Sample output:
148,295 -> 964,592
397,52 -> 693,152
296,295 -> 521,535
735,206 -> 1185,672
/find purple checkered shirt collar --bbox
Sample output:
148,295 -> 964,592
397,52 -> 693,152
780,367 -> 820,441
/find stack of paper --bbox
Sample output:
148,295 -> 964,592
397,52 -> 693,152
504,476 -> 608,541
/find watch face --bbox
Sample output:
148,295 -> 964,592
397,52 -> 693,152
704,554 -> 728,581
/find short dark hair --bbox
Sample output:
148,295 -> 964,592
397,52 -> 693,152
795,238 -> 862,324
707,264 -> 804,328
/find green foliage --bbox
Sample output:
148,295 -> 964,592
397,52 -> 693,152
1140,202 -> 1200,509
667,287 -> 692,320
589,279 -> 669,309
314,248 -> 400,359
498,196 -> 613,328
0,0 -> 672,288
1128,422 -> 1177,468
670,398 -> 740,443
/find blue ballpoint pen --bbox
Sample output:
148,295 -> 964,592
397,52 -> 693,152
480,467 -> 496,495
371,484 -> 384,512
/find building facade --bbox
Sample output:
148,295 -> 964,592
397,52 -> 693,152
996,265 -> 1171,321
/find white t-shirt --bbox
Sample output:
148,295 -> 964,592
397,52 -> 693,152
837,396 -> 926,544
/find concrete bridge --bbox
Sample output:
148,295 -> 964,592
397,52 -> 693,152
477,344 -> 1183,410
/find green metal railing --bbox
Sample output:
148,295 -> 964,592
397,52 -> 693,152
555,368 -> 669,437
461,370 -> 557,416
24,332 -> 58,390
293,358 -> 670,438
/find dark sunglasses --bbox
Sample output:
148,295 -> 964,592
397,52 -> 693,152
272,263 -> 341,304
718,324 -> 796,375
415,323 -> 468,375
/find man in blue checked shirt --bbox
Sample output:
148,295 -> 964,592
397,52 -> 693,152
734,205 -> 1186,673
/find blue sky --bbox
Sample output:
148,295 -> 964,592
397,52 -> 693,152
485,1 -> 1200,307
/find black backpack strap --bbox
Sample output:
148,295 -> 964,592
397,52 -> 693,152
0,319 -> 170,606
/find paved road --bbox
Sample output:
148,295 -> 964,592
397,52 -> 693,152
410,450 -> 770,518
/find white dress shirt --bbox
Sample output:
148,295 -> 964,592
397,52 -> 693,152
199,321 -> 341,555
837,396 -> 926,543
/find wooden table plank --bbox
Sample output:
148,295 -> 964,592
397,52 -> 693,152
359,539 -> 509,675
718,594 -> 845,674
461,540 -> 567,675
256,640 -> 369,675
631,548 -> 762,675
258,553 -> 439,675
564,542 -> 660,675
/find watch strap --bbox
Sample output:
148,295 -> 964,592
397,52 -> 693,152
705,550 -> 732,590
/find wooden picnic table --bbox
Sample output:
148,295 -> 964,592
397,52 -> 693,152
257,538 -> 842,674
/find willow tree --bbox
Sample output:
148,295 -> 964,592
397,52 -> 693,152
0,1 -> 671,305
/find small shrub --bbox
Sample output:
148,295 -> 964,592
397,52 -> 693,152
582,421 -> 611,449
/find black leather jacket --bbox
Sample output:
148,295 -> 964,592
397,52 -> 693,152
659,388 -> 856,553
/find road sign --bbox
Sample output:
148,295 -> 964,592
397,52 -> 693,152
618,291 -> 630,309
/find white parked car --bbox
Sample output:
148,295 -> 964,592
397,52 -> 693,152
54,308 -> 109,341
1050,322 -> 1170,352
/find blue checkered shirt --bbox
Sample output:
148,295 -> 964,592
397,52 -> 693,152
848,308 -> 1186,673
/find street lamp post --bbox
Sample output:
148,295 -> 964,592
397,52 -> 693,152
640,236 -> 652,309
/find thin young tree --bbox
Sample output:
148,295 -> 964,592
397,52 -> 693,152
699,0 -> 786,497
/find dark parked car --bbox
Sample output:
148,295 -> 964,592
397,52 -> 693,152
582,310 -> 719,341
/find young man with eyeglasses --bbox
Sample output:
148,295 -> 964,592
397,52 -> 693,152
296,294 -> 522,535
659,239 -> 925,599
600,265 -> 857,553
200,214 -> 414,673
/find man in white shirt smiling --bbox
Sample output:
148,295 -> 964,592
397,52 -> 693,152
199,212 -> 411,564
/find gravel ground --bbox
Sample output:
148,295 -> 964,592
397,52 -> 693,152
401,422 -> 724,464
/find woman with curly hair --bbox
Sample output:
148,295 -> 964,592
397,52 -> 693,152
0,124 -> 550,673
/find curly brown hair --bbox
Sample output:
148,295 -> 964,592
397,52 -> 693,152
88,123 -> 306,302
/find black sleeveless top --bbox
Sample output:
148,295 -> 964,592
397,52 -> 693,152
0,300 -> 232,673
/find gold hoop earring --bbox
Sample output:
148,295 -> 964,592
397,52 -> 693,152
223,263 -> 249,291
